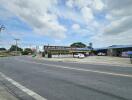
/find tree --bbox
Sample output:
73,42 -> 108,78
70,42 -> 86,48
0,48 -> 6,51
22,48 -> 33,55
9,45 -> 23,52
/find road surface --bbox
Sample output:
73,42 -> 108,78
0,56 -> 132,100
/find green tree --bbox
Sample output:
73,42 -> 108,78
9,45 -> 23,52
0,48 -> 6,51
22,48 -> 33,55
70,42 -> 86,48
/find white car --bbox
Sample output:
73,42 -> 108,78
97,52 -> 106,56
74,53 -> 85,58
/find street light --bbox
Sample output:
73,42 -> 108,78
0,25 -> 5,48
0,25 -> 5,33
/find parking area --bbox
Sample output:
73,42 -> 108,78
35,56 -> 132,67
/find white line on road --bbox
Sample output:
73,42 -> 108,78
0,72 -> 47,100
16,59 -> 132,78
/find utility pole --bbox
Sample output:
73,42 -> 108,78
14,39 -> 20,54
36,45 -> 39,54
0,25 -> 5,48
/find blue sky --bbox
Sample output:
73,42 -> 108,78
0,0 -> 132,50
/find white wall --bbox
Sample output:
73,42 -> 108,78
52,54 -> 73,58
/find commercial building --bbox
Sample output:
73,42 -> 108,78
107,45 -> 132,57
95,45 -> 132,57
43,45 -> 132,57
43,45 -> 91,57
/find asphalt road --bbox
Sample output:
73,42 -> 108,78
0,56 -> 132,100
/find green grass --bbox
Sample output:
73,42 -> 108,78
0,52 -> 12,57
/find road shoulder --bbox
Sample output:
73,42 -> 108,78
0,76 -> 18,100
34,56 -> 132,67
0,72 -> 37,100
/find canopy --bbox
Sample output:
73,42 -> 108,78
127,51 -> 132,55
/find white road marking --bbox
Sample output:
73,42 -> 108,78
0,72 -> 47,100
16,59 -> 132,78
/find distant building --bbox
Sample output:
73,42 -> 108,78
107,45 -> 132,57
94,47 -> 108,55
94,45 -> 132,57
43,45 -> 132,57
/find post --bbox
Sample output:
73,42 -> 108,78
14,39 -> 20,55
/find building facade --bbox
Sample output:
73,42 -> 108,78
107,45 -> 132,57
43,45 -> 91,57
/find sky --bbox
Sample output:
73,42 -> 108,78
0,0 -> 132,49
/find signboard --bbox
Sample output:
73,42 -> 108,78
44,46 -> 77,50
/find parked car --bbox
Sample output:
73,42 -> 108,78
97,52 -> 106,56
74,53 -> 85,58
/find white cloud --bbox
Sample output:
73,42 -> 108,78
87,0 -> 132,47
103,0 -> 132,35
0,0 -> 67,39
66,0 -> 93,9
65,0 -> 104,30
81,7 -> 94,22
0,0 -> 131,47
90,29 -> 132,48
104,16 -> 132,35
0,8 -> 13,20
53,7 -> 83,24
72,24 -> 80,30
66,0 -> 74,8
71,23 -> 94,37
65,0 -> 104,22
93,0 -> 104,10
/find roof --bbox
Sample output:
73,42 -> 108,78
108,45 -> 132,49
75,48 -> 92,51
94,45 -> 132,50
44,45 -> 91,51
94,47 -> 108,50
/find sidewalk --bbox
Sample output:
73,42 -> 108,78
0,85 -> 18,100
0,78 -> 18,100
35,56 -> 132,67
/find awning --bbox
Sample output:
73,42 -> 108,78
127,51 -> 132,55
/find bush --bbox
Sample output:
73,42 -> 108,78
22,48 -> 33,55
